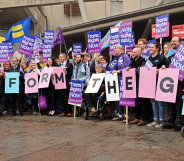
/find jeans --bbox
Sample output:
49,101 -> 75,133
150,99 -> 165,121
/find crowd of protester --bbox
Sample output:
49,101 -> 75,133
0,35 -> 184,132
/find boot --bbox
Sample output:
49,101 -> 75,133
130,119 -> 140,124
138,120 -> 145,126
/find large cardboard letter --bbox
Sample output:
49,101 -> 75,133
123,68 -> 136,98
5,72 -> 19,93
85,73 -> 105,93
105,73 -> 119,101
139,67 -> 157,99
54,67 -> 66,90
25,73 -> 38,94
38,68 -> 53,88
155,68 -> 179,103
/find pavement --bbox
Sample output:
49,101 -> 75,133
0,112 -> 184,161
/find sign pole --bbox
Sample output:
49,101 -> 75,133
64,43 -> 68,57
38,93 -> 41,116
60,44 -> 61,54
125,45 -> 128,125
160,38 -> 162,54
74,103 -> 76,119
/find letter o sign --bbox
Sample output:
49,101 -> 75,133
27,78 -> 36,88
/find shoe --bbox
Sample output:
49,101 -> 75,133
47,113 -> 51,116
51,114 -> 55,116
112,117 -> 123,121
11,112 -> 16,116
122,119 -> 129,123
155,121 -> 164,128
147,121 -> 157,127
19,112 -> 23,116
59,113 -> 67,117
162,124 -> 173,129
173,126 -> 182,131
2,111 -> 7,115
138,120 -> 145,126
130,119 -> 140,124
67,113 -> 72,117
16,111 -> 19,114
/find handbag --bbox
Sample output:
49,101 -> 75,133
38,90 -> 47,110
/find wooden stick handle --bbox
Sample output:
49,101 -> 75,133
126,106 -> 128,125
74,103 -> 76,119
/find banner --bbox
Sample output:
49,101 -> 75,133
5,72 -> 19,93
105,73 -> 120,101
169,41 -> 184,81
85,73 -> 105,93
126,32 -> 135,53
3,41 -> 14,57
87,31 -> 101,54
69,80 -> 83,104
38,68 -> 53,88
109,26 -> 119,55
0,43 -> 9,62
155,68 -> 179,103
73,43 -> 82,56
152,23 -> 169,38
119,77 -> 135,107
53,26 -> 65,48
120,21 -> 132,46
155,14 -> 169,39
138,67 -> 157,99
172,24 -> 184,39
43,42 -> 52,63
18,34 -> 35,56
123,68 -> 136,98
54,67 -> 66,90
44,30 -> 54,43
33,36 -> 43,54
25,72 -> 38,94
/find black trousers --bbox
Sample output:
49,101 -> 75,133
86,93 -> 100,109
59,84 -> 72,114
10,88 -> 24,113
44,82 -> 56,111
32,98 -> 39,112
135,97 -> 147,121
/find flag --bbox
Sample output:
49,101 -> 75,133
86,77 -> 90,84
81,65 -> 85,73
145,60 -> 153,70
34,56 -> 40,64
68,47 -> 72,53
20,66 -> 24,73
0,67 -> 4,71
5,17 -> 31,44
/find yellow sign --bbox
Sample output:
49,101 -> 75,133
0,37 -> 6,43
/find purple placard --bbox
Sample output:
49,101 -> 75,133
155,14 -> 169,39
73,43 -> 82,56
26,53 -> 33,64
120,21 -> 132,46
53,26 -> 65,48
146,39 -> 156,52
18,34 -> 35,56
43,42 -> 52,63
0,43 -> 9,62
87,31 -> 101,54
3,41 -> 14,57
126,32 -> 135,53
33,36 -> 43,53
119,78 -> 135,107
69,80 -> 83,104
141,52 -> 151,61
169,41 -> 184,81
44,30 -> 54,43
109,31 -> 119,55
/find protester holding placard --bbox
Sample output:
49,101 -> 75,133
147,42 -> 166,128
58,53 -> 73,117
43,57 -> 56,116
162,36 -> 184,131
38,54 -> 46,69
28,61 -> 42,116
163,42 -> 171,58
21,62 -> 28,73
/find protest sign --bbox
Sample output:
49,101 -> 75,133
120,21 -> 132,46
18,34 -> 35,56
152,23 -> 169,38
69,80 -> 83,104
172,24 -> 184,39
33,36 -> 43,53
5,72 -> 19,93
169,41 -> 184,81
123,68 -> 136,98
53,26 -> 65,48
87,31 -> 101,54
138,67 -> 157,99
109,26 -> 119,55
25,72 -> 38,94
38,68 -> 53,88
0,43 -> 9,62
155,68 -> 179,103
54,67 -> 66,90
43,42 -> 52,63
3,41 -> 14,57
44,30 -> 54,43
85,73 -> 105,93
105,73 -> 120,101
155,14 -> 169,39
126,32 -> 135,53
13,51 -> 22,60
119,77 -> 135,107
73,43 -> 82,56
